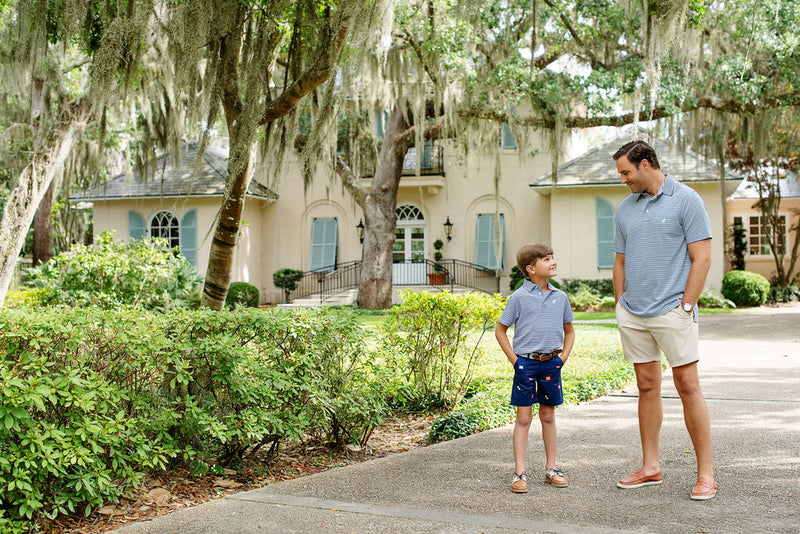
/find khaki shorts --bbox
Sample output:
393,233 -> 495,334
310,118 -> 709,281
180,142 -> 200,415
616,301 -> 699,368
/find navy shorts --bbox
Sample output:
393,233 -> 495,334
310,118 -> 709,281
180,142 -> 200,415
510,356 -> 564,407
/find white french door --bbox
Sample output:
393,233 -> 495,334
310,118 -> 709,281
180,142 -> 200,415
392,222 -> 427,284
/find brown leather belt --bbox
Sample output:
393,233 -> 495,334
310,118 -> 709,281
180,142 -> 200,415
518,348 -> 563,362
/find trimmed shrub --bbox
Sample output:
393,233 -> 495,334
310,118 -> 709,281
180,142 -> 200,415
225,281 -> 260,309
721,270 -> 770,307
273,268 -> 304,303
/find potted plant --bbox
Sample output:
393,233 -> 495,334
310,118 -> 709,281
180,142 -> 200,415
273,268 -> 304,303
427,239 -> 447,285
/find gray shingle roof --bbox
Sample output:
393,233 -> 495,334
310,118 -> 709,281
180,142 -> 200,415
531,127 -> 742,188
73,144 -> 278,201
729,169 -> 800,199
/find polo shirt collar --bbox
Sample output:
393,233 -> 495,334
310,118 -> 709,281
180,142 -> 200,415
637,173 -> 676,201
523,279 -> 555,293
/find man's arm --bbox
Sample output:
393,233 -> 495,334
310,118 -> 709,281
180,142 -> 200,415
561,322 -> 575,365
612,253 -> 626,305
683,238 -> 712,311
495,323 -> 517,365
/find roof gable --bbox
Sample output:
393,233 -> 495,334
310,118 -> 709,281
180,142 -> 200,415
531,127 -> 742,189
729,168 -> 800,200
73,144 -> 278,201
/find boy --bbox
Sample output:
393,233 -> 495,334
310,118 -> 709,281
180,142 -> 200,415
495,243 -> 575,493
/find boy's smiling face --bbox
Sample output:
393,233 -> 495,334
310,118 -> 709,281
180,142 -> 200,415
526,254 -> 557,281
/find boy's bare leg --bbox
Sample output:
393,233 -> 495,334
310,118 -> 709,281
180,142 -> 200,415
627,361 -> 663,478
539,404 -> 557,470
672,362 -> 714,483
513,406 -> 533,474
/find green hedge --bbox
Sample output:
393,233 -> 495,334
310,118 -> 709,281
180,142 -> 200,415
225,281 -> 260,309
721,270 -> 770,307
0,307 -> 385,531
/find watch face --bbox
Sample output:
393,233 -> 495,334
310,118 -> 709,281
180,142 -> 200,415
683,303 -> 693,311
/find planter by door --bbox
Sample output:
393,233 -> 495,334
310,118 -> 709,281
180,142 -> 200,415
427,273 -> 446,285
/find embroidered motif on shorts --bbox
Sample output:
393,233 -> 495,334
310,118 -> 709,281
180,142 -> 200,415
545,376 -> 551,381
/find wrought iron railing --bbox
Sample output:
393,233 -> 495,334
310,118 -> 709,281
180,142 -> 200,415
320,261 -> 362,303
428,259 -> 501,295
287,258 -> 500,304
287,260 -> 361,302
362,144 -> 445,177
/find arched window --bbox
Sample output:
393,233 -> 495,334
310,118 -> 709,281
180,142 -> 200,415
596,198 -> 615,268
396,204 -> 424,221
151,211 -> 180,249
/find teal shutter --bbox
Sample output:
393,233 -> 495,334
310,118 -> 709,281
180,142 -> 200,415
501,123 -> 517,149
476,214 -> 505,270
310,218 -> 338,272
596,198 -> 615,268
180,209 -> 198,267
128,211 -> 146,241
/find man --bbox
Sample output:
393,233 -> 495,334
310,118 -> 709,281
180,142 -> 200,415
611,140 -> 716,501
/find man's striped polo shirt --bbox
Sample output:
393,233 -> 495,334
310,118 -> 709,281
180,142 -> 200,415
613,173 -> 712,318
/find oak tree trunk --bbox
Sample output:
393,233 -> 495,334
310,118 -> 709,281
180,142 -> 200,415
32,183 -> 54,265
357,108 -> 409,309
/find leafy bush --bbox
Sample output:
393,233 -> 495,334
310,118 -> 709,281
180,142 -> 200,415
273,268 -> 304,303
767,285 -> 800,304
429,383 -> 515,442
26,230 -> 201,311
225,281 -> 260,309
697,288 -> 735,308
721,270 -> 770,307
509,265 -> 526,290
0,306 -> 387,530
2,287 -> 49,308
381,290 -> 506,409
567,284 -> 602,310
559,278 -> 614,296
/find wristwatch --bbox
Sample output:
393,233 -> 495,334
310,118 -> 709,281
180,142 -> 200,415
682,302 -> 693,312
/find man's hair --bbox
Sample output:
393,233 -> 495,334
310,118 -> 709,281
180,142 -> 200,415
516,243 -> 554,273
612,140 -> 660,169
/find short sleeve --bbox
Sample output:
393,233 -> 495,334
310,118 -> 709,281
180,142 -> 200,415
498,293 -> 520,326
563,296 -> 575,324
681,192 -> 713,244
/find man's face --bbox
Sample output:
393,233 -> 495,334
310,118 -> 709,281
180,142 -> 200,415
616,155 -> 646,193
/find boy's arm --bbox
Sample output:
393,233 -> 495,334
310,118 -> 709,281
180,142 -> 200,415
561,322 -> 575,365
495,322 -> 517,366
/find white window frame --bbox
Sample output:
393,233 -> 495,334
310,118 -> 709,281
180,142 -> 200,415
732,213 -> 788,257
150,210 -> 180,249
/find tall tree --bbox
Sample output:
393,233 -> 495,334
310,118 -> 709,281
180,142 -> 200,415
309,0 -> 800,308
160,0 -> 389,310
0,0 -> 159,306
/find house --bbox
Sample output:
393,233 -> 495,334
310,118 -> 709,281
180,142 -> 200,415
528,129 -> 743,290
727,169 -> 800,282
75,130 -> 594,304
75,125 -> 744,305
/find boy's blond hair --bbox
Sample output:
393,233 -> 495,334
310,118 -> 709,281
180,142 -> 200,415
516,243 -> 554,274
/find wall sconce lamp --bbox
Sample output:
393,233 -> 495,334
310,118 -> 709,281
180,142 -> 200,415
356,219 -> 365,243
444,216 -> 453,242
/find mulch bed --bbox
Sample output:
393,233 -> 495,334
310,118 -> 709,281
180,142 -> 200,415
42,414 -> 434,533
